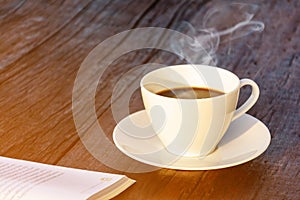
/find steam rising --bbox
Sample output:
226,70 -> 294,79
172,3 -> 265,65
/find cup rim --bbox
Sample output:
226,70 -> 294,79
140,64 -> 240,101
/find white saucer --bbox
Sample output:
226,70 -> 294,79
113,110 -> 271,170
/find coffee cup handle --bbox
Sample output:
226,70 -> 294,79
232,78 -> 260,121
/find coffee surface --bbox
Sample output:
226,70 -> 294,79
156,87 -> 225,99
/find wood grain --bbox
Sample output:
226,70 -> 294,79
0,0 -> 299,199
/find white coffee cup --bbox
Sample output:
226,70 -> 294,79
140,64 -> 259,157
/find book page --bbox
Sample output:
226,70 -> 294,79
0,156 -> 135,200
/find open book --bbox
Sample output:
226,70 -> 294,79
0,156 -> 135,200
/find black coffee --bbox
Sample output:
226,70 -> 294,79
156,87 -> 225,99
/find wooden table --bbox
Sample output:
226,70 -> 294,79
0,0 -> 299,199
